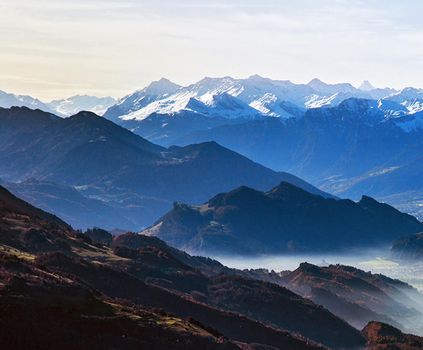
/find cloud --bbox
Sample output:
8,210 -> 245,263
0,0 -> 422,99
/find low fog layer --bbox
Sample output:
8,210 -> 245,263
210,247 -> 423,292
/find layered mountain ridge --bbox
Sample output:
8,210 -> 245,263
0,106 -> 329,230
141,181 -> 423,255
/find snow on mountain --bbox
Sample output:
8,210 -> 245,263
0,90 -> 117,117
334,98 -> 410,126
377,99 -> 409,117
232,75 -> 314,108
0,90 -> 56,114
48,95 -> 116,117
109,75 -> 314,121
385,87 -> 423,114
305,93 -> 340,109
103,76 -> 415,123
185,76 -> 243,97
103,78 -> 182,122
122,89 -> 261,121
249,93 -> 282,117
328,97 -> 423,132
249,93 -> 305,118
200,92 -> 261,119
121,90 -> 202,120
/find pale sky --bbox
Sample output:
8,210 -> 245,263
0,0 -> 422,100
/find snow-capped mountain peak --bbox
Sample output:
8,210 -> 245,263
140,78 -> 181,96
200,92 -> 261,119
47,95 -> 116,117
0,90 -> 56,114
307,78 -> 328,90
249,93 -> 303,118
384,87 -> 423,114
99,76 -> 422,125
120,88 -> 261,121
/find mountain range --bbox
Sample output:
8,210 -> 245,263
47,95 -> 116,117
0,89 -> 57,114
0,89 -> 116,117
103,76 -> 404,122
2,78 -> 422,224
3,76 -> 420,121
0,106 -> 328,230
2,75 -> 423,235
142,182 -> 423,255
62,76 -> 421,221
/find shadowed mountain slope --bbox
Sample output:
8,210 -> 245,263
142,182 -> 423,254
281,263 -> 423,334
0,185 -> 366,349
0,106 -> 330,230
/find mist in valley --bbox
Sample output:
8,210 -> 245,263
210,247 -> 423,291
208,247 -> 423,336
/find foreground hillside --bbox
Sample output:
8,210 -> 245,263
363,322 -> 423,350
280,263 -> 423,334
142,182 -> 423,254
0,255 -> 245,350
2,186 -> 423,349
0,185 -> 360,349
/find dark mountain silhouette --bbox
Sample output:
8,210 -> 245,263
0,185 -> 68,228
142,182 -> 423,254
0,253 -> 246,350
391,232 -> 423,261
0,179 -> 137,230
0,106 -> 330,230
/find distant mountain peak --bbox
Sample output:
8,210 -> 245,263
69,110 -> 100,119
144,78 -> 181,95
358,80 -> 375,91
359,194 -> 380,205
247,74 -> 270,82
308,78 -> 326,86
399,86 -> 423,97
47,95 -> 117,117
297,262 -> 325,275
308,79 -> 357,94
267,181 -> 310,197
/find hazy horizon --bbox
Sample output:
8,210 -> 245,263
1,0 -> 423,100
0,74 -> 412,103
